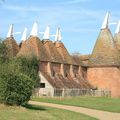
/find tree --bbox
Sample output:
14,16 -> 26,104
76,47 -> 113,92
0,40 -> 9,63
0,41 -> 39,105
10,57 -> 40,87
0,70 -> 33,105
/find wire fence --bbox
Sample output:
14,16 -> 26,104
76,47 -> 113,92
32,88 -> 111,98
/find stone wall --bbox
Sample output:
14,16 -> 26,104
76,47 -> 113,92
87,67 -> 120,97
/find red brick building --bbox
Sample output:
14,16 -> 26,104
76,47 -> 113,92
4,13 -> 120,97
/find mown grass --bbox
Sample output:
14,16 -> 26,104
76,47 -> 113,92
32,96 -> 120,113
0,104 -> 97,120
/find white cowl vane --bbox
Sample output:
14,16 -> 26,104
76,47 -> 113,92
115,21 -> 120,34
101,12 -> 110,29
43,26 -> 50,39
7,24 -> 13,38
55,27 -> 62,41
30,21 -> 38,37
21,27 -> 27,41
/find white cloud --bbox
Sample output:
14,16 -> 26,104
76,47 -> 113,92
3,5 -> 45,12
64,0 -> 88,4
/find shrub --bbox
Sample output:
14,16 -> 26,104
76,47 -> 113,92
0,40 -> 9,63
9,57 -> 40,87
0,70 -> 34,105
0,41 -> 39,105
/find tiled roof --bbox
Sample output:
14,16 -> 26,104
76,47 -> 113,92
54,41 -> 74,64
114,33 -> 120,50
17,36 -> 50,61
42,40 -> 64,63
41,72 -> 93,89
79,55 -> 90,61
4,37 -> 19,57
79,55 -> 90,66
89,28 -> 120,67
71,56 -> 82,65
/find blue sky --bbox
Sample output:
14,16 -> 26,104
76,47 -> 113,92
0,0 -> 120,54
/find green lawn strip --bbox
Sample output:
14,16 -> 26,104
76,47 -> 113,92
32,96 -> 120,113
0,104 -> 97,120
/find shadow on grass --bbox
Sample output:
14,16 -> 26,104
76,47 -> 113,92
23,104 -> 46,111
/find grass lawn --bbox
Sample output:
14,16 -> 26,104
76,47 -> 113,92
32,96 -> 120,113
0,104 -> 97,120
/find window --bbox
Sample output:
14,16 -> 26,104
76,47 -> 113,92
52,71 -> 55,77
65,73 -> 68,77
74,74 -> 77,78
40,83 -> 45,88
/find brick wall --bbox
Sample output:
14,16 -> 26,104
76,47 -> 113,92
87,67 -> 120,97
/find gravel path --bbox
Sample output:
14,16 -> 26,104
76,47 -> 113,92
29,101 -> 120,120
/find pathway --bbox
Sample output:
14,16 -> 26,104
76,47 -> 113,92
29,101 -> 120,120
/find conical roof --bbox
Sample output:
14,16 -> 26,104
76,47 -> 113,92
4,37 -> 19,57
114,21 -> 120,50
54,41 -> 74,64
114,33 -> 120,50
89,12 -> 120,66
89,28 -> 119,66
42,40 -> 63,63
17,36 -> 50,61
